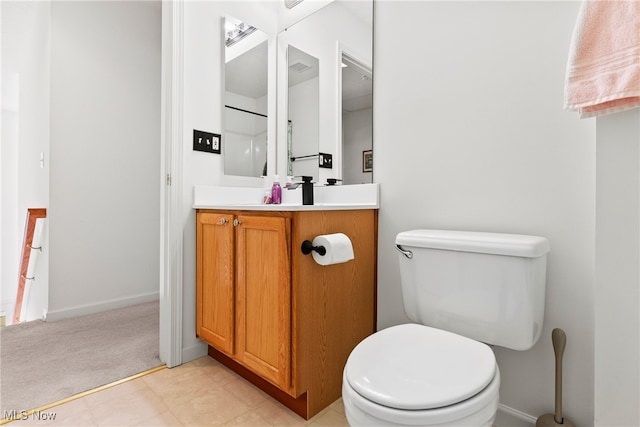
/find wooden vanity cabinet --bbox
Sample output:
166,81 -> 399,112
197,211 -> 291,390
196,212 -> 234,355
235,213 -> 291,389
196,208 -> 377,419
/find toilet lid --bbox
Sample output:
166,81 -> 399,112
345,323 -> 496,411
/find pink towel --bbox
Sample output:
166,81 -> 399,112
564,0 -> 640,118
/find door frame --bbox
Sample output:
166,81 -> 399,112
159,0 -> 184,368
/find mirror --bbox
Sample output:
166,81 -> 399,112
277,0 -> 373,185
287,46 -> 319,181
341,53 -> 372,184
224,16 -> 269,178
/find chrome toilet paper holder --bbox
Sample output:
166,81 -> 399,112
301,240 -> 326,256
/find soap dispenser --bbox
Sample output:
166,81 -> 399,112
301,176 -> 314,205
271,175 -> 282,205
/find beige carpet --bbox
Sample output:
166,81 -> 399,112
0,301 -> 162,413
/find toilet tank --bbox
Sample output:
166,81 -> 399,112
395,230 -> 550,351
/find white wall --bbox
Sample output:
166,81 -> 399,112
595,109 -> 640,427
48,1 -> 161,319
374,2 -> 595,426
1,1 -> 51,323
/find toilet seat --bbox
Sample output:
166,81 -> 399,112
342,366 -> 500,426
345,323 -> 497,411
343,324 -> 499,425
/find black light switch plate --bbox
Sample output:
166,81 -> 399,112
319,152 -> 333,168
193,129 -> 221,154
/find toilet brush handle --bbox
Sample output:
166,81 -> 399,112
552,328 -> 566,424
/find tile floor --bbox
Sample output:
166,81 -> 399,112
8,356 -> 348,427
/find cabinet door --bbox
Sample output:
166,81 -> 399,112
235,214 -> 291,389
196,212 -> 235,355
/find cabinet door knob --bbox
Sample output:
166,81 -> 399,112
233,219 -> 242,227
219,218 -> 229,225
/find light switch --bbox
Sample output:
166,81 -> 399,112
193,129 -> 221,154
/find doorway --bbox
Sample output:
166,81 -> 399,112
0,0 -> 163,362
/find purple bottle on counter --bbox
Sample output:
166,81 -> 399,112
271,175 -> 282,205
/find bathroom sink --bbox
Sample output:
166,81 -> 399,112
193,184 -> 379,211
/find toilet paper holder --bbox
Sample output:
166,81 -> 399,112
301,240 -> 326,256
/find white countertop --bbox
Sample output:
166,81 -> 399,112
194,203 -> 378,211
193,183 -> 379,211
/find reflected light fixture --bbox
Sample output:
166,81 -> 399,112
225,20 -> 256,47
285,0 -> 304,9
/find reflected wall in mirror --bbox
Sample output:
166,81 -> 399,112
224,15 -> 268,177
287,46 -> 319,181
341,53 -> 372,184
277,0 -> 373,185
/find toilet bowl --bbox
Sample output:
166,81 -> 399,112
342,324 -> 500,427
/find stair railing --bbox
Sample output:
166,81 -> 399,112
13,208 -> 47,324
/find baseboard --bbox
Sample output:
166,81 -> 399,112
182,341 -> 208,364
45,292 -> 159,322
0,301 -> 11,327
496,404 -> 536,427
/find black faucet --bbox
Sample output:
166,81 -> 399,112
286,176 -> 315,206
300,176 -> 314,205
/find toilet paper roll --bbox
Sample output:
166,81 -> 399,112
311,233 -> 354,266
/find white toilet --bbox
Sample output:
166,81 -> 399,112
342,229 -> 550,426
